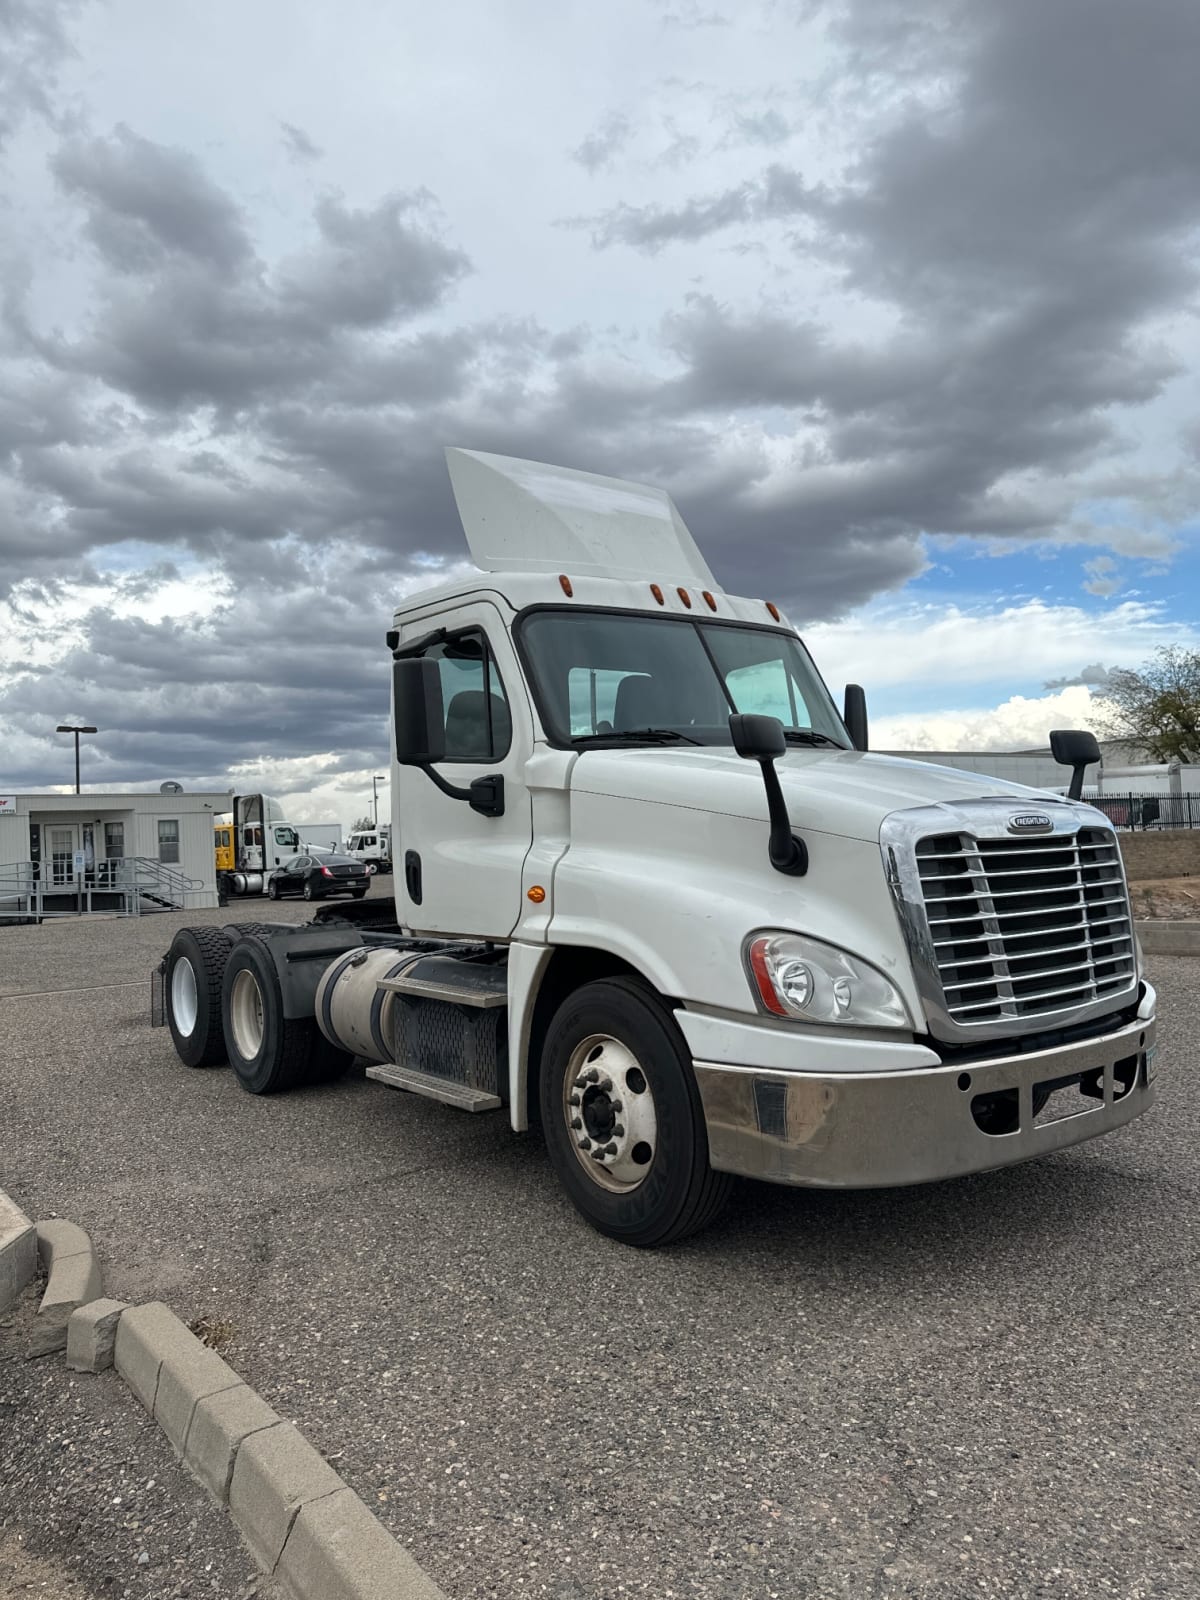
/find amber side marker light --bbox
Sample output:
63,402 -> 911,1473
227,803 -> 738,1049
559,575 -> 574,597
702,590 -> 717,611
527,885 -> 546,903
677,587 -> 693,608
650,583 -> 665,605
748,937 -> 789,1016
766,601 -> 781,622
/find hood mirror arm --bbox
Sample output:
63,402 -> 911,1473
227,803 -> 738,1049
729,713 -> 809,877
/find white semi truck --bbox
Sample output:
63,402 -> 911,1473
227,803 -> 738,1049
343,823 -> 392,874
156,449 -> 1158,1246
215,794 -> 302,897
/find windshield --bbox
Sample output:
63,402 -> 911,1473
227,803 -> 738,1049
518,609 -> 849,748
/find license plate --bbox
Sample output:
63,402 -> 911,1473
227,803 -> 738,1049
1145,1044 -> 1158,1084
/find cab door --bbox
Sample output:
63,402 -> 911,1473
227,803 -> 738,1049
394,600 -> 534,939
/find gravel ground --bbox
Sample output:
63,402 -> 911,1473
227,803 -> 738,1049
0,890 -> 1196,1599
0,1281 -> 276,1600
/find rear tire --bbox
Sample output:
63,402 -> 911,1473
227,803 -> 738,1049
539,977 -> 732,1247
303,883 -> 316,901
351,889 -> 367,899
267,880 -> 279,900
221,937 -> 322,1094
164,927 -> 233,1068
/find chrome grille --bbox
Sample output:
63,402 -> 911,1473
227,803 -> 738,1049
914,827 -> 1136,1026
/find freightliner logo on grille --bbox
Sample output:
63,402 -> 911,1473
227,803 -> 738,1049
1007,813 -> 1053,833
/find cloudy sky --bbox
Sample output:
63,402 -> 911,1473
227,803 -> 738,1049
2,0 -> 1198,824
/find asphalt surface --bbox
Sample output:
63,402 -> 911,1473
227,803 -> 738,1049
1,1280 -> 277,1600
0,888 -> 1196,1599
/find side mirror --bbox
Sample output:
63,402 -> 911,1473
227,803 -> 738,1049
729,712 -> 786,761
393,657 -> 446,765
392,654 -> 506,818
729,713 -> 807,877
1050,728 -> 1101,801
843,684 -> 868,752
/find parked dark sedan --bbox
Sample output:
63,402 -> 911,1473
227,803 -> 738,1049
267,853 -> 370,901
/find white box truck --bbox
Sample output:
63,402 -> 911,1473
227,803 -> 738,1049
155,449 -> 1158,1246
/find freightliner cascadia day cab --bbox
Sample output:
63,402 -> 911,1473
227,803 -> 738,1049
156,449 -> 1159,1247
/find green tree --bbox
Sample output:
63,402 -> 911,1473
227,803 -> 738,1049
349,814 -> 373,832
1094,646 -> 1200,762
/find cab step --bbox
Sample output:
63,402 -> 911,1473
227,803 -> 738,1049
375,953 -> 507,1009
364,1063 -> 501,1112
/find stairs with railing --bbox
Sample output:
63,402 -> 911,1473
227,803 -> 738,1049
0,857 -> 208,919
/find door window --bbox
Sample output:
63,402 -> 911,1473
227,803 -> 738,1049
49,826 -> 75,886
423,631 -> 512,762
158,819 -> 180,864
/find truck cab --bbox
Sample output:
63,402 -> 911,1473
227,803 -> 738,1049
159,448 -> 1157,1247
215,794 -> 300,896
344,825 -> 391,874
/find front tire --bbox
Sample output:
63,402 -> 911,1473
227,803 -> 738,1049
267,879 -> 279,900
539,977 -> 732,1247
164,927 -> 233,1068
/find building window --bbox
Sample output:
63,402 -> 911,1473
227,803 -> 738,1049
104,821 -> 124,860
158,819 -> 180,864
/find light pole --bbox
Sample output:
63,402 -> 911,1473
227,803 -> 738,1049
372,775 -> 386,828
56,725 -> 97,794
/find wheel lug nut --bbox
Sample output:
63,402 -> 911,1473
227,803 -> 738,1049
568,1094 -> 581,1107
610,1099 -> 622,1113
590,1149 -> 606,1162
578,1136 -> 592,1150
613,1124 -> 624,1137
570,1117 -> 582,1129
585,1068 -> 600,1083
604,1142 -> 618,1155
600,1076 -> 613,1092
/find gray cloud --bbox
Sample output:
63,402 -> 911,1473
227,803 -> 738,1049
1043,664 -> 1116,691
2,0 -> 1198,790
572,112 -> 633,174
577,163 -> 818,251
52,124 -> 254,272
280,120 -> 322,163
0,0 -> 82,150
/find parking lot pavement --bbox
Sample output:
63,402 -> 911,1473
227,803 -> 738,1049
1,899 -> 1196,1599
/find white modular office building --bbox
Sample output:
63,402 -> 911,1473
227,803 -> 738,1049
0,789 -> 225,916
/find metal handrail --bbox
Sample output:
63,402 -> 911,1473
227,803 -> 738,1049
0,857 -> 207,918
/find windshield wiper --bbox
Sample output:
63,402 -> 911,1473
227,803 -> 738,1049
782,729 -> 846,748
572,728 -> 704,746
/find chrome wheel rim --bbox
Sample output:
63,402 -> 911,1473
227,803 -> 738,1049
170,957 -> 198,1037
562,1034 -> 658,1193
229,967 -> 265,1060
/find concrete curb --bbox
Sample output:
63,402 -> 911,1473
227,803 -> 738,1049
103,1298 -> 449,1599
37,1218 -> 103,1321
1136,919 -> 1200,957
0,1187 -> 38,1315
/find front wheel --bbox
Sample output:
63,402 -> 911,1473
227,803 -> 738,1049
267,879 -> 279,900
539,977 -> 732,1247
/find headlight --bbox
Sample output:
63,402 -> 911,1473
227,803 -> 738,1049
746,932 -> 914,1029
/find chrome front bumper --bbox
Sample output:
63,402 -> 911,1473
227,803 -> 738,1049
693,1003 -> 1157,1189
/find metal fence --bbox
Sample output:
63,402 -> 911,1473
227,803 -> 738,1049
1088,792 -> 1200,830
